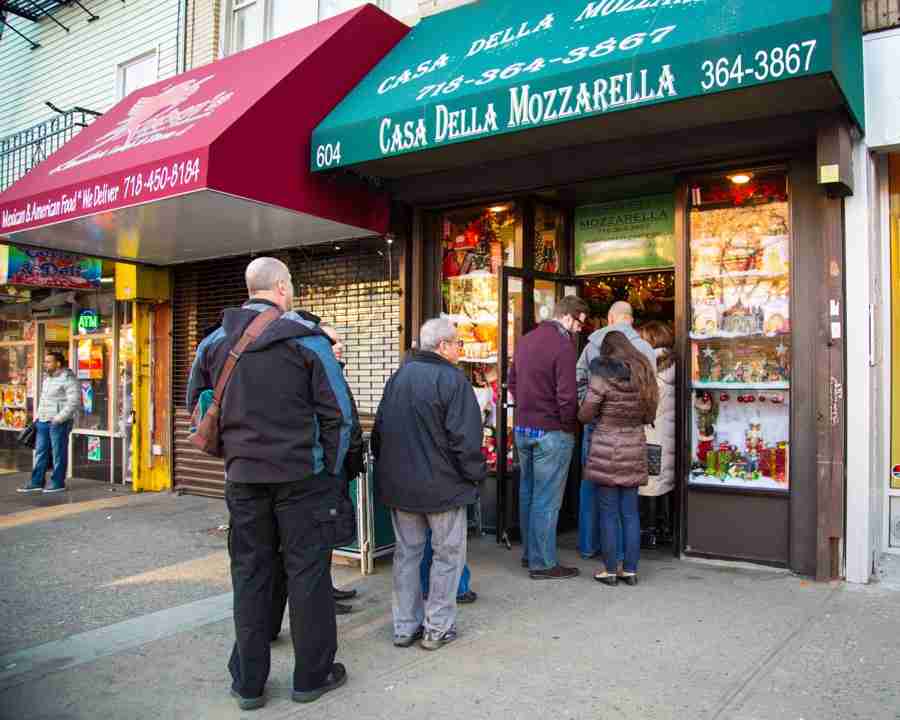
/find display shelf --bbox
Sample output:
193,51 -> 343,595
690,472 -> 788,492
691,270 -> 789,283
459,356 -> 498,365
690,331 -> 790,341
442,313 -> 498,325
691,381 -> 789,391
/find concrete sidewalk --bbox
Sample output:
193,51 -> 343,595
2,488 -> 899,719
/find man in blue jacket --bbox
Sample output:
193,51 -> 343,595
373,318 -> 486,651
187,257 -> 355,710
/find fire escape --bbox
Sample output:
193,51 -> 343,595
0,2 -> 110,191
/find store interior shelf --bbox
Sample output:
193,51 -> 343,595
442,314 -> 498,325
691,381 -> 789,390
690,332 -> 790,341
690,473 -> 788,492
459,356 -> 498,365
691,270 -> 789,283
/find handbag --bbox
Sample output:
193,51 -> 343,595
647,443 -> 662,477
312,490 -> 357,549
17,423 -> 37,449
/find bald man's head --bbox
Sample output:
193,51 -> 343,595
608,301 -> 634,327
245,257 -> 293,312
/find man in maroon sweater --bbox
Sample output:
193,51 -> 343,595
509,295 -> 589,580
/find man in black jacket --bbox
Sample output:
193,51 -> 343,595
187,257 -> 356,709
373,318 -> 486,651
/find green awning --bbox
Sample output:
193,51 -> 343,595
312,0 -> 863,174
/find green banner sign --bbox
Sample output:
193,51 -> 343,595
312,0 -> 862,171
575,194 -> 675,274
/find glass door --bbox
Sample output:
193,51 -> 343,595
497,267 -> 582,545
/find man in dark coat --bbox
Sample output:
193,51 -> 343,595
187,257 -> 355,709
373,318 -> 486,651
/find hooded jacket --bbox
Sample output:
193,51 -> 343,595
578,357 -> 656,489
186,300 -> 354,485
36,368 -> 80,423
372,350 -> 486,513
576,322 -> 656,403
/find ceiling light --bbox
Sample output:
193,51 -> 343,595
488,204 -> 510,213
729,173 -> 753,185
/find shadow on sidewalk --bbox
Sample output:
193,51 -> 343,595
0,471 -> 132,516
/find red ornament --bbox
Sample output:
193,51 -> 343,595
720,393 -> 730,402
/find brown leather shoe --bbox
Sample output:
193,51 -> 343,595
529,565 -> 580,580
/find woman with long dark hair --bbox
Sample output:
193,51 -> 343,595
578,331 -> 659,585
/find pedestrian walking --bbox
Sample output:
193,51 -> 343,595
373,318 -> 486,651
578,331 -> 659,586
17,351 -> 79,494
575,301 -> 656,562
509,295 -> 589,580
187,257 -> 355,709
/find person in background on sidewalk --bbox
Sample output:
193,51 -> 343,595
421,527 -> 477,604
575,301 -> 656,564
637,321 -> 677,543
579,331 -> 659,587
270,324 -> 361,623
18,351 -> 79,495
509,295 -> 590,581
373,318 -> 486,651
187,257 -> 354,710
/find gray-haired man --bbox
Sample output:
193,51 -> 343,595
372,318 -> 487,651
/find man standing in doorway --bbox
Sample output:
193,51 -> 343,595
575,300 -> 656,560
509,295 -> 590,580
187,257 -> 354,709
18,351 -> 79,494
373,318 -> 486,651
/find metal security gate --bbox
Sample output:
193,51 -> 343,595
172,239 -> 401,497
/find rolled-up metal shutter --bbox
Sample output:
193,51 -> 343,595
172,240 -> 400,497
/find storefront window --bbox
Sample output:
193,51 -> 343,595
688,170 -> 791,491
74,309 -> 114,432
534,203 -> 564,273
0,320 -> 33,432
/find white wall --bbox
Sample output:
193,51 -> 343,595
0,0 -> 181,139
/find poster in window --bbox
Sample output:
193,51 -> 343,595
574,195 -> 675,275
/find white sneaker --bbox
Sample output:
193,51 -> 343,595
42,487 -> 66,494
16,486 -> 42,493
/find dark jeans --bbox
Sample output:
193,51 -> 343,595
226,477 -> 337,697
29,420 -> 71,490
578,424 -> 624,563
596,486 -> 641,574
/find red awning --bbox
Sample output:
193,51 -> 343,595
0,5 -> 408,265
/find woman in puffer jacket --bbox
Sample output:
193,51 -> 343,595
638,322 -> 676,499
578,331 -> 659,586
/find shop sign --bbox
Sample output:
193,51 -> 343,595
312,0 -> 864,171
77,310 -> 101,335
574,194 -> 675,274
0,244 -> 101,290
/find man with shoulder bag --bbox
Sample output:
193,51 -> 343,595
187,257 -> 356,710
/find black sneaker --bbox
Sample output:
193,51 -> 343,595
230,689 -> 265,711
393,627 -> 423,648
333,587 -> 357,601
456,590 -> 478,604
421,627 -> 458,651
335,602 -> 352,615
529,565 -> 580,580
292,663 -> 347,703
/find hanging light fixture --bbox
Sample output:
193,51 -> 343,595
729,172 -> 753,185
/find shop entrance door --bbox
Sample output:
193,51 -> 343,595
496,267 -> 582,546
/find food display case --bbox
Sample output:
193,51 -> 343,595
687,171 -> 791,492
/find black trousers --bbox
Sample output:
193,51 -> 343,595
226,478 -> 337,696
271,552 -> 335,640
